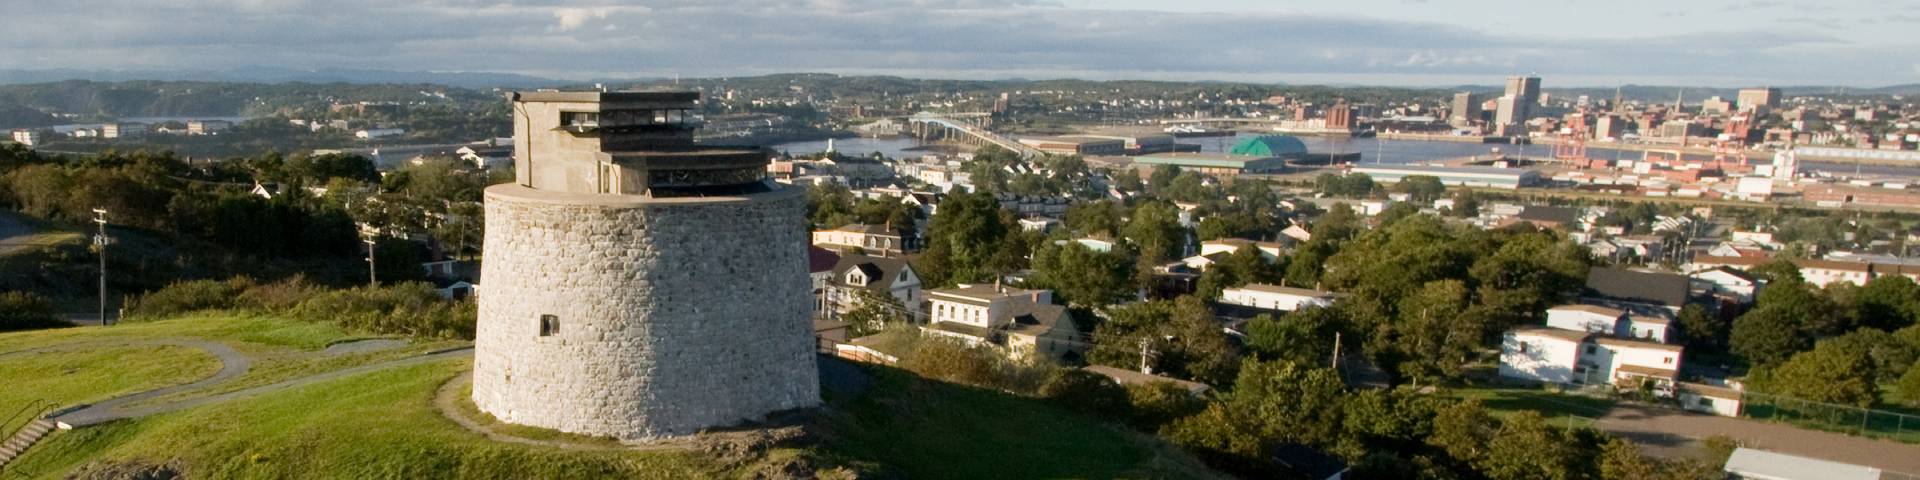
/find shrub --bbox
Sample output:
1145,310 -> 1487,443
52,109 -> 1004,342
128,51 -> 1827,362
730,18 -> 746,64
290,282 -> 474,339
0,291 -> 63,332
1124,382 -> 1207,433
1038,369 -> 1130,419
235,275 -> 324,312
899,338 -> 1006,389
123,278 -> 256,321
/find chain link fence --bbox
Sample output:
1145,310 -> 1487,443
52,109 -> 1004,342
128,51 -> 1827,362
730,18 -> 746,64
1739,390 -> 1920,444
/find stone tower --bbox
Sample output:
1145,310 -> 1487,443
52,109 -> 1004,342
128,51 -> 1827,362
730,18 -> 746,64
473,91 -> 818,441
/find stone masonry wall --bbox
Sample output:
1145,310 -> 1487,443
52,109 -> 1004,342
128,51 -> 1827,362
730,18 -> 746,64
472,184 -> 819,441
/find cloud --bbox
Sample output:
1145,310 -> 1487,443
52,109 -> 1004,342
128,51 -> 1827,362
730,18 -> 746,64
0,0 -> 1912,86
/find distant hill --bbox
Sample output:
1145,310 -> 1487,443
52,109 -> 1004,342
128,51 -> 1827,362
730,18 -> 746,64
0,67 -> 571,90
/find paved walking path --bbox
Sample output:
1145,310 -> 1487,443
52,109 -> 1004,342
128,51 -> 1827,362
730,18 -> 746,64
55,347 -> 472,427
1597,403 -> 1920,475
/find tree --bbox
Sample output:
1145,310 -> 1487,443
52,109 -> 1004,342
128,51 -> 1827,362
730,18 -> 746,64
842,289 -> 908,337
1391,280 -> 1485,382
1122,200 -> 1186,264
1731,306 -> 1812,367
1028,241 -> 1136,308
1756,337 -> 1879,408
1898,360 -> 1920,407
1164,359 -> 1347,471
916,188 -> 1015,287
1063,200 -> 1123,237
1469,232 -> 1591,331
1675,304 -> 1727,353
1089,297 -> 1241,385
1476,412 -> 1586,480
1393,175 -> 1447,202
1245,307 -> 1339,367
1851,276 -> 1920,331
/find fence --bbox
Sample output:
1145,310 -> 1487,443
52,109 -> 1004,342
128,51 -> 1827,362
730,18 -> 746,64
1739,390 -> 1920,444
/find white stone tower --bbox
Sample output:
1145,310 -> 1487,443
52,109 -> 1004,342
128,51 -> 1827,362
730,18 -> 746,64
473,91 -> 818,441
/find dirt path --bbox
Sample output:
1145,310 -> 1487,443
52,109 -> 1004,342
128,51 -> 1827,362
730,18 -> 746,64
432,372 -> 694,451
1597,403 -> 1920,475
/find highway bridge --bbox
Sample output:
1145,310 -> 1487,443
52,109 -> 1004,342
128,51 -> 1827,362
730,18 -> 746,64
907,112 -> 1042,158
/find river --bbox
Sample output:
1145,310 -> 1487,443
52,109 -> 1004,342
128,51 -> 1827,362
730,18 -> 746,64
769,132 -> 1920,178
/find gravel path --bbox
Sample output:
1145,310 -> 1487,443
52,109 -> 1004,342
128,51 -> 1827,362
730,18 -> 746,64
1597,403 -> 1920,475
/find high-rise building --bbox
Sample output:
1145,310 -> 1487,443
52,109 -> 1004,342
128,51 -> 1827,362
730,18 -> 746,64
1325,100 -> 1353,129
474,90 -> 819,441
1737,88 -> 1781,112
1494,76 -> 1542,136
1701,97 -> 1733,115
992,92 -> 1009,114
1449,92 -> 1481,127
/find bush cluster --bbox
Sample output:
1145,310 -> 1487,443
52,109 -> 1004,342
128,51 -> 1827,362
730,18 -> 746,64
0,291 -> 63,332
122,276 -> 474,339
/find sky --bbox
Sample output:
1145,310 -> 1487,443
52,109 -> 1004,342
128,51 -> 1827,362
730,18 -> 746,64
3,0 -> 1918,87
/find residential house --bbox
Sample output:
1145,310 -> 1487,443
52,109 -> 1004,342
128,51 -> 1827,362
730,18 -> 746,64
1545,304 -> 1671,344
1795,258 -> 1873,287
822,254 -> 922,321
1506,205 -> 1581,230
1690,267 -> 1760,305
1219,284 -> 1338,312
1678,382 -> 1744,417
1581,267 -> 1692,314
812,223 -> 914,256
923,284 -> 1081,362
1199,238 -> 1285,260
1498,327 -> 1683,391
1280,224 -> 1313,243
456,145 -> 514,170
809,246 -> 841,314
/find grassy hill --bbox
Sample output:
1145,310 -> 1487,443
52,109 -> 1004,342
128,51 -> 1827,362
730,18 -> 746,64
0,315 -> 1220,479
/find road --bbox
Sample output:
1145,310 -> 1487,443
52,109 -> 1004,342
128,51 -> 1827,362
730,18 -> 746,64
1597,403 -> 1920,475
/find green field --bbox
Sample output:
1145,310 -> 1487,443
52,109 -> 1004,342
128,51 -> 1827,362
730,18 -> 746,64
0,314 -> 1219,478
0,345 -> 220,435
1447,385 -> 1617,429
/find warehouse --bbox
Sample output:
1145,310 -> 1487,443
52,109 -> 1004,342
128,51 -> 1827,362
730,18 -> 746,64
1352,164 -> 1541,189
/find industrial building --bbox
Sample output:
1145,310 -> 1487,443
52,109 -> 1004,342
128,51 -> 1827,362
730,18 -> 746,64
1351,164 -> 1541,189
1016,136 -> 1125,156
1133,135 -> 1306,175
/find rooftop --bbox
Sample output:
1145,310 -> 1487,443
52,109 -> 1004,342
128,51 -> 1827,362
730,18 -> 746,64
1228,283 -> 1337,298
1723,448 -> 1885,480
1583,267 -> 1691,308
1228,135 -> 1308,157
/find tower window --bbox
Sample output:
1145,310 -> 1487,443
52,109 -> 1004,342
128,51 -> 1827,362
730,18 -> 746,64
539,314 -> 559,337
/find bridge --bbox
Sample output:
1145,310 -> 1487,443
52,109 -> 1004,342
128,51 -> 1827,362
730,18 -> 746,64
907,112 -> 1042,158
1158,117 -> 1290,127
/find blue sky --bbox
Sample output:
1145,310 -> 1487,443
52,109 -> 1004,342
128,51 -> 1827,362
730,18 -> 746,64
3,0 -> 1916,87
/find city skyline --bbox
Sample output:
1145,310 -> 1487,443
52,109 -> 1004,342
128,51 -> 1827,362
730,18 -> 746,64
2,1 -> 1917,88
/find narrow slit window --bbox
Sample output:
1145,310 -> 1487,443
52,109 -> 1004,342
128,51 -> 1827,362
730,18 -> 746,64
539,314 -> 559,337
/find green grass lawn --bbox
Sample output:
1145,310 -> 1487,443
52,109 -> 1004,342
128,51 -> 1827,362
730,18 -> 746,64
816,366 -> 1221,480
0,313 -> 356,352
5,360 -> 735,479
1,313 -> 1220,478
0,345 -> 220,435
1448,385 -> 1617,429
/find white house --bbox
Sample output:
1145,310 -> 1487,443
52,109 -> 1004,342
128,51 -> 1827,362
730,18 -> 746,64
812,223 -> 910,256
924,284 -> 1081,362
822,254 -> 922,321
1199,238 -> 1285,260
355,128 -> 406,140
1723,448 -> 1884,480
1499,327 -> 1683,391
1219,284 -> 1337,312
1544,304 -> 1672,344
1678,382 -> 1744,417
1691,266 -> 1761,305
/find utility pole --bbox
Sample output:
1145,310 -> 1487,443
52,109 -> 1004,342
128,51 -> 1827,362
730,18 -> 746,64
92,209 -> 109,326
1330,332 -> 1341,370
1139,337 -> 1153,375
361,227 -> 378,287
